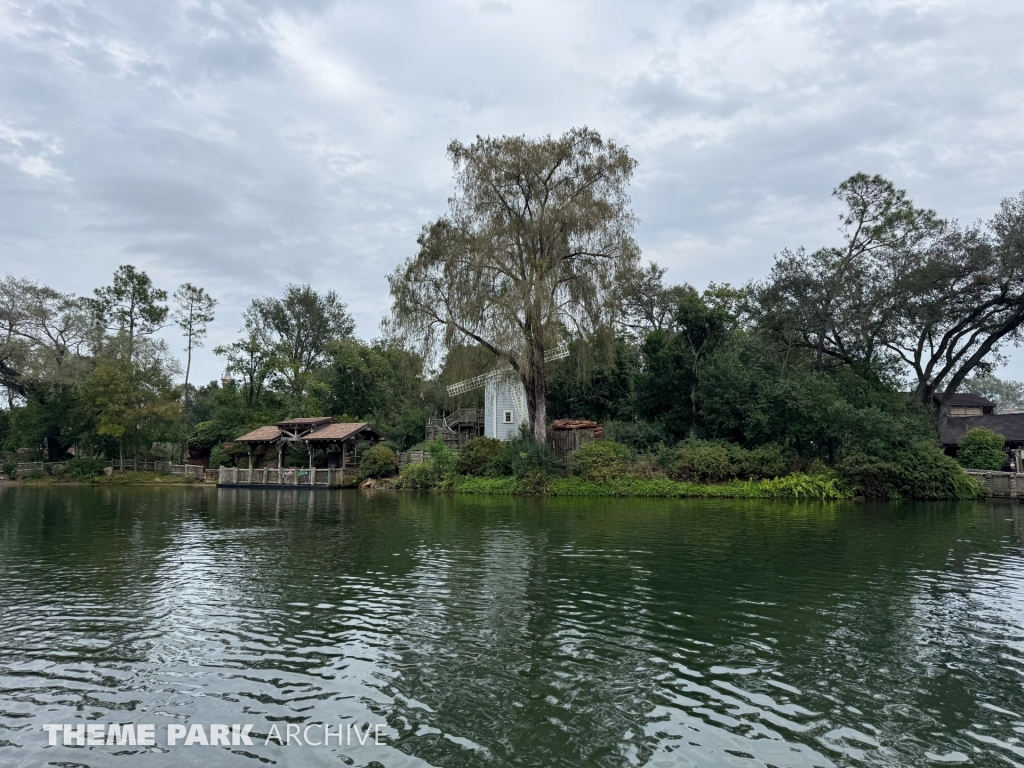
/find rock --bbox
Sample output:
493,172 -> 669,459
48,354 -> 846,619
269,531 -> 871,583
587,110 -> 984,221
360,478 -> 377,489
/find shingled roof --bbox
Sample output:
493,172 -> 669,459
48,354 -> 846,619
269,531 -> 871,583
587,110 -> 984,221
235,426 -> 284,443
234,420 -> 382,444
941,413 -> 1024,446
934,392 -> 997,408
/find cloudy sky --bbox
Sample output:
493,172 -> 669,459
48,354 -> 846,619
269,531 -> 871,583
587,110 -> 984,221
1,0 -> 1023,385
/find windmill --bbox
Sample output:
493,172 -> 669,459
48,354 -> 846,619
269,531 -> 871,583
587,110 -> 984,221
446,345 -> 569,439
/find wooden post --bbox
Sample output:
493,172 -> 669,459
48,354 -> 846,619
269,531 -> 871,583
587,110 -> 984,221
277,444 -> 283,469
327,467 -> 333,488
248,450 -> 253,471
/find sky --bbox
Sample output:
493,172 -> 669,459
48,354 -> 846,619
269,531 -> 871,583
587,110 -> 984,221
1,0 -> 1023,386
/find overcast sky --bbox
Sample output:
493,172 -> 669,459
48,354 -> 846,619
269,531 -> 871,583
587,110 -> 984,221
2,0 -> 1023,386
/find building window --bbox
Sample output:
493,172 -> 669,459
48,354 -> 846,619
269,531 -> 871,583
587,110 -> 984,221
503,410 -> 514,424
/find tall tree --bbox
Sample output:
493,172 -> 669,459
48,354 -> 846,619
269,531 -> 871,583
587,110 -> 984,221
0,275 -> 94,401
754,176 -> 1024,412
387,128 -> 640,443
90,265 -> 169,363
172,283 -> 217,407
245,284 -> 354,398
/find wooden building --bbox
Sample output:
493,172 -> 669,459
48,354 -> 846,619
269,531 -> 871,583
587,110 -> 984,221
222,417 -> 383,488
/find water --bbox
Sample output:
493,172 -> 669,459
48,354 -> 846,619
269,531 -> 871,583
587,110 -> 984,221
1,487 -> 1023,767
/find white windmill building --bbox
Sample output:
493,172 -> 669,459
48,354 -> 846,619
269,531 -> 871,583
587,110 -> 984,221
445,345 -> 569,440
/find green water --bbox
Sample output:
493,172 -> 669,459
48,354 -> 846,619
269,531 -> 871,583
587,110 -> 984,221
1,487 -> 1023,767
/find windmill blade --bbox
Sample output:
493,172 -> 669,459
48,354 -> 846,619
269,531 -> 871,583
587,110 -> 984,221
446,369 -> 499,397
545,344 -> 569,362
446,345 -> 568,398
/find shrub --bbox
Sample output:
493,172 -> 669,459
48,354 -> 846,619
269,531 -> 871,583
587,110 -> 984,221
665,440 -> 735,483
838,442 -> 984,500
603,420 -> 670,454
208,445 -> 233,468
456,438 -> 503,476
66,459 -> 107,479
738,443 -> 792,480
2,462 -> 14,479
486,432 -> 563,479
956,427 -> 1006,471
396,460 -> 446,490
360,445 -> 397,478
573,440 -> 632,482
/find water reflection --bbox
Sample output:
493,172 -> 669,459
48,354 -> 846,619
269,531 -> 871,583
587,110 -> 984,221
0,486 -> 1022,766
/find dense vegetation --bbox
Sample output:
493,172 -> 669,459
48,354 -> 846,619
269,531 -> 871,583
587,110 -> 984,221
2,130 -> 1023,500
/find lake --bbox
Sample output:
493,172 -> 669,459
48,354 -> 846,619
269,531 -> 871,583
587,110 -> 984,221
1,486 -> 1022,767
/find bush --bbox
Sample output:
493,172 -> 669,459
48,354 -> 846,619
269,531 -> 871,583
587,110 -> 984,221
838,442 -> 984,500
208,445 -> 233,468
573,440 -> 632,482
956,427 -> 1006,471
665,440 -> 735,483
603,420 -> 670,454
66,459 -> 107,479
737,443 -> 792,480
2,462 -> 14,479
456,438 -> 503,476
486,432 -> 563,479
396,460 -> 446,490
360,445 -> 397,478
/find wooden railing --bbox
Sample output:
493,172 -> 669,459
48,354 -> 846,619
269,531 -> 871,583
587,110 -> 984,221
965,470 -> 1021,499
216,466 -> 351,488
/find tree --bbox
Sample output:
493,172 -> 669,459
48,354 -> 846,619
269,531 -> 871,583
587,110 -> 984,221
961,372 -> 1024,413
634,285 -> 741,436
755,177 -> 1024,412
619,262 -> 691,336
0,275 -> 95,402
89,265 -> 168,363
387,128 -> 640,443
245,284 -> 354,398
172,283 -> 217,407
214,328 -> 278,407
956,427 -> 1006,470
83,337 -> 182,467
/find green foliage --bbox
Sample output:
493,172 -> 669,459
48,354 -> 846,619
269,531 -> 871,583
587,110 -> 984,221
208,445 -> 233,468
956,427 -> 1006,470
665,440 -> 734,483
2,461 -> 15,479
486,432 -> 563,479
573,440 -> 632,482
451,476 -> 522,494
66,459 -> 106,479
543,473 -> 849,499
360,445 -> 397,478
602,420 -> 670,455
838,443 -> 984,499
455,437 -> 502,476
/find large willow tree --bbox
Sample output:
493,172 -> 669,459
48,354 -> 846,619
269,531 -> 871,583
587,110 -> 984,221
387,128 -> 640,443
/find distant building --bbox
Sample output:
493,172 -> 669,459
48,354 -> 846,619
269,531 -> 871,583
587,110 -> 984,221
484,378 -> 522,440
933,392 -> 996,417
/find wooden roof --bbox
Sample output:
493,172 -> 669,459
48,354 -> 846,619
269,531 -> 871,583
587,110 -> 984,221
234,420 -> 382,444
305,422 -> 381,442
942,413 -> 1024,446
276,417 -> 333,428
235,426 -> 284,443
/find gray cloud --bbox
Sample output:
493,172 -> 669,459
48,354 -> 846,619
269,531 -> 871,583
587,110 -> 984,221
1,0 -> 1023,384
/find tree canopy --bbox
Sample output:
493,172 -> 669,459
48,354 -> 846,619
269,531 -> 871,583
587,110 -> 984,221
387,127 -> 640,442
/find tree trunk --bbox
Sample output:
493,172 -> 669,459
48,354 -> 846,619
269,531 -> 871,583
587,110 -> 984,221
524,347 -> 547,445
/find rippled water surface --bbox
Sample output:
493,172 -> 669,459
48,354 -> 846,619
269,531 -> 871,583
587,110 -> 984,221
1,487 -> 1024,767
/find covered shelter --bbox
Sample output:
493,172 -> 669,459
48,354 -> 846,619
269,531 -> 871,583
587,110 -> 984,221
224,418 -> 384,487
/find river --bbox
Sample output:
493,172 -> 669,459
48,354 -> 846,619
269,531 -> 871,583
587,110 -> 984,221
1,486 -> 1022,767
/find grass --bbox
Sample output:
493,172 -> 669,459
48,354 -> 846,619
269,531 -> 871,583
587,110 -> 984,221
15,471 -> 202,486
449,472 -> 851,500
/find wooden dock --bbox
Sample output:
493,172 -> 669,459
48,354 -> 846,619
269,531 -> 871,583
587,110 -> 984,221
216,466 -> 349,489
